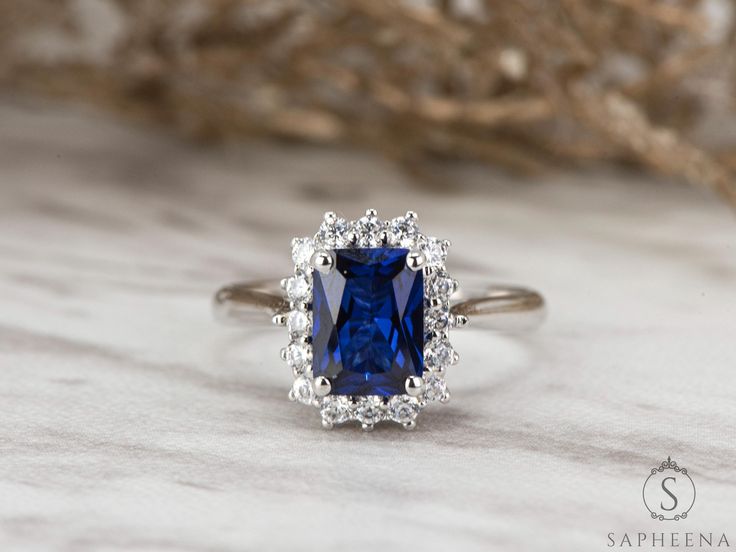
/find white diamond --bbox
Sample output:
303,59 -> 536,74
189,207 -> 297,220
423,237 -> 449,266
316,217 -> 348,248
286,274 -> 311,302
291,237 -> 315,267
292,376 -> 315,404
348,215 -> 382,247
428,274 -> 454,299
354,398 -> 384,425
389,216 -> 418,247
286,342 -> 310,372
388,395 -> 420,423
320,397 -> 351,425
425,340 -> 454,371
423,373 -> 447,401
426,307 -> 450,333
287,310 -> 309,335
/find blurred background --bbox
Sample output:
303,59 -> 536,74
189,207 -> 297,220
2,0 -> 736,203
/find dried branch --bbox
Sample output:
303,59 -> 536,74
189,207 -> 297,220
0,0 -> 734,205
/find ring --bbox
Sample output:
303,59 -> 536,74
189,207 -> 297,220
213,209 -> 545,430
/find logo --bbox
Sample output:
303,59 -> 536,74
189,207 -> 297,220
642,457 -> 696,521
607,457 -> 728,548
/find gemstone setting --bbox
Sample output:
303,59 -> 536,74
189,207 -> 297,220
281,210 -> 457,429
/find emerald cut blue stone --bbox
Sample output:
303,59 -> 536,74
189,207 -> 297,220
312,248 -> 424,396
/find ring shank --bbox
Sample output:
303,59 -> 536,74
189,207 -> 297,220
214,280 -> 545,331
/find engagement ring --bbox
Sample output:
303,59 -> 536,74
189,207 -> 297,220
214,209 -> 545,430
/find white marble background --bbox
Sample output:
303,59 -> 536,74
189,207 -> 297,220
0,101 -> 735,552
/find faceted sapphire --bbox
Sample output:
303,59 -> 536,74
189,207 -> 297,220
312,248 -> 424,396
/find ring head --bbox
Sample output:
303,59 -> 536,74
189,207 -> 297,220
281,210 -> 457,429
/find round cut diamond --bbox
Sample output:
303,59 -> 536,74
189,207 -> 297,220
320,396 -> 351,425
425,307 -> 450,334
287,310 -> 310,335
388,395 -> 420,423
425,340 -> 454,371
423,373 -> 447,401
348,215 -> 382,247
354,398 -> 384,425
423,237 -> 449,266
286,342 -> 310,373
291,237 -> 315,268
292,376 -> 315,405
316,217 -> 348,248
389,216 -> 418,247
286,273 -> 311,302
427,273 -> 455,299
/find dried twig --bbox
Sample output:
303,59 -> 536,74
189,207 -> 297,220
0,0 -> 734,205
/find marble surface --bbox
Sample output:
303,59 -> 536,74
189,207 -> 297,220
1,102 -> 735,552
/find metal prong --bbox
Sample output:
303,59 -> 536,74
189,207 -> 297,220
406,250 -> 426,272
453,314 -> 469,329
405,210 -> 418,221
422,266 -> 435,277
361,423 -> 374,432
440,389 -> 451,404
288,389 -> 297,401
346,231 -> 359,246
365,208 -> 378,217
311,250 -> 334,274
429,297 -> 444,309
452,351 -> 460,365
402,420 -> 417,431
405,376 -> 424,397
280,347 -> 288,361
321,419 -> 334,430
313,376 -> 332,397
323,211 -> 337,224
378,230 -> 390,246
272,313 -> 287,326
280,278 -> 289,291
450,279 -> 460,296
294,335 -> 310,346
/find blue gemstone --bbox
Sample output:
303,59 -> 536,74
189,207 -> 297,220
312,248 -> 424,396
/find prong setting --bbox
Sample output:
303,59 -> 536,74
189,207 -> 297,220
346,230 -> 360,246
405,376 -> 424,397
311,250 -> 334,274
313,376 -> 332,397
406,250 -> 426,271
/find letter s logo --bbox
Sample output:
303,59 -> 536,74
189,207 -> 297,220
643,458 -> 695,521
660,476 -> 678,511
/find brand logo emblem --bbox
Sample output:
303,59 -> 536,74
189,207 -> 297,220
642,457 -> 696,521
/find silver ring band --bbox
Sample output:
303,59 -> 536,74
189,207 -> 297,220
214,280 -> 545,331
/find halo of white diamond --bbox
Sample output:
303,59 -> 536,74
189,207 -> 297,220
281,210 -> 457,429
